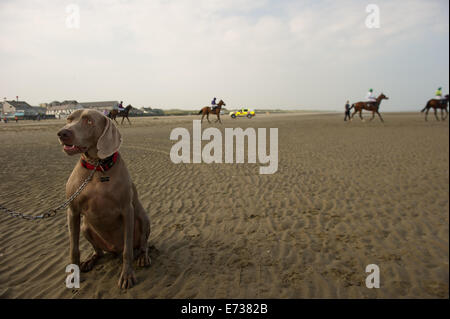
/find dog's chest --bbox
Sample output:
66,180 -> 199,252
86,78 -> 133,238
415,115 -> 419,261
68,172 -> 129,206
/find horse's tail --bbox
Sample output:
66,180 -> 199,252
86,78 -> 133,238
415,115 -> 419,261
198,109 -> 203,114
349,104 -> 354,111
421,102 -> 429,112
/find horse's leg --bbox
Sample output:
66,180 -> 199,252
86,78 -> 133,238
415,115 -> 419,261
350,109 -> 357,122
121,116 -> 125,125
207,113 -> 211,124
376,111 -> 384,123
359,110 -> 364,121
218,113 -> 222,124
370,111 -> 375,121
434,108 -> 439,121
201,112 -> 205,123
441,108 -> 445,121
425,108 -> 429,121
444,108 -> 449,120
127,116 -> 131,125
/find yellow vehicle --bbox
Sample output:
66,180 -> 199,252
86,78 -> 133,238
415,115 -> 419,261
230,108 -> 256,119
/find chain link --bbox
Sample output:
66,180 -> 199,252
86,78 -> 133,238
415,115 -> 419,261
0,162 -> 99,221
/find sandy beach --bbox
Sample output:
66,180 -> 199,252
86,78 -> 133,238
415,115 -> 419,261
0,112 -> 448,299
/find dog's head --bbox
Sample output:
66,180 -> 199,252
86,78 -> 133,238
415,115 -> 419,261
57,109 -> 122,159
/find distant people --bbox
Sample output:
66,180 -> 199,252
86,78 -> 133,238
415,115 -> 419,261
3,117 -> 7,123
103,109 -> 109,116
344,100 -> 351,121
211,97 -> 217,111
14,116 -> 18,123
367,88 -> 376,102
435,87 -> 443,100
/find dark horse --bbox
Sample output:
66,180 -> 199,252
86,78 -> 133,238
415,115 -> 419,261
421,94 -> 449,121
198,99 -> 226,124
350,93 -> 389,123
108,105 -> 132,125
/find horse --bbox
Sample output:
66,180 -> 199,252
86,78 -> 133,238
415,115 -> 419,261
108,105 -> 133,125
198,99 -> 226,124
350,93 -> 389,123
421,94 -> 449,121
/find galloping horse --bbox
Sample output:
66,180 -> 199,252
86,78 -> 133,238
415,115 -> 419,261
421,94 -> 449,121
198,99 -> 226,124
350,93 -> 389,122
108,105 -> 133,125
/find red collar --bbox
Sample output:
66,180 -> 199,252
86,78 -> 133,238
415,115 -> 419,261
81,152 -> 119,172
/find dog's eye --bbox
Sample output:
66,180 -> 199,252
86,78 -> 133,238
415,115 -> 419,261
82,117 -> 93,125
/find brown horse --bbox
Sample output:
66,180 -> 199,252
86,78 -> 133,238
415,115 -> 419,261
108,105 -> 133,125
198,99 -> 226,124
350,93 -> 389,122
421,94 -> 449,121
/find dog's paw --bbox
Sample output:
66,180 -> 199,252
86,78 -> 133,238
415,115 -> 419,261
137,253 -> 151,268
80,253 -> 101,272
118,268 -> 136,289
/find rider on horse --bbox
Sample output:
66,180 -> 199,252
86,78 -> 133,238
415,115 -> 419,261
118,101 -> 124,111
211,97 -> 217,111
435,87 -> 443,100
366,88 -> 377,103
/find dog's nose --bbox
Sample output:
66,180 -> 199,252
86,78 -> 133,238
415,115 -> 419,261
57,129 -> 73,140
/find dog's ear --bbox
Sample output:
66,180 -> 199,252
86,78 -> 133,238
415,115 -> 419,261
97,117 -> 122,159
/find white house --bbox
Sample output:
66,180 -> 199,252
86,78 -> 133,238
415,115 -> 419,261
46,103 -> 84,118
2,100 -> 38,118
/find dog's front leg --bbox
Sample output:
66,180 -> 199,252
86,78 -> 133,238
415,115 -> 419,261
67,207 -> 81,266
118,204 -> 136,289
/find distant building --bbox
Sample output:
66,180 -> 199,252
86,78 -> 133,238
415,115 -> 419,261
43,100 -> 120,118
61,100 -> 78,105
49,101 -> 62,107
2,100 -> 38,117
31,106 -> 47,115
46,103 -> 84,118
79,101 -> 119,111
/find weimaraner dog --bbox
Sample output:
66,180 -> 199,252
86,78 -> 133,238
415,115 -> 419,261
57,109 -> 150,289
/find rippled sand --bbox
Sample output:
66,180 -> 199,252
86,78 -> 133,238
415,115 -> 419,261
0,112 -> 448,298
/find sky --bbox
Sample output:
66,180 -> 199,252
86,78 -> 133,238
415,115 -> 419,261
0,0 -> 448,111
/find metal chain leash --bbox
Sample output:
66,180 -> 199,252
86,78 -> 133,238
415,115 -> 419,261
0,162 -> 99,221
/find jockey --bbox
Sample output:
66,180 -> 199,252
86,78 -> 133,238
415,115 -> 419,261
211,97 -> 217,110
435,87 -> 443,100
118,101 -> 124,111
367,88 -> 377,102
